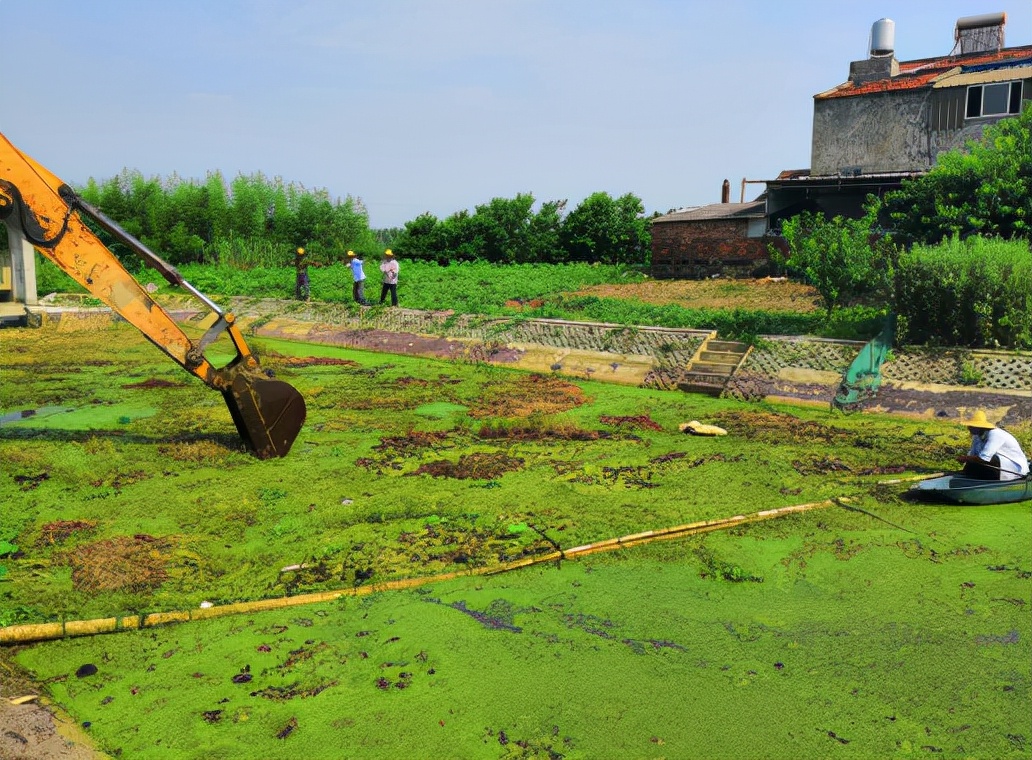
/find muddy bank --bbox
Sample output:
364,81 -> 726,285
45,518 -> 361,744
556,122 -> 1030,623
864,382 -> 1032,426
0,657 -> 104,759
22,298 -> 1032,421
255,319 -> 660,386
727,367 -> 1032,425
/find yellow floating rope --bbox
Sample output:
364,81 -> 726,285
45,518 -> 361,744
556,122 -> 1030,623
0,498 -> 843,646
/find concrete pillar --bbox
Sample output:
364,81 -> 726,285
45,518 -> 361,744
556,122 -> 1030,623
6,224 -> 38,305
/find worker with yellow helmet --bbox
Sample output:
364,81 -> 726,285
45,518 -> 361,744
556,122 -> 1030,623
293,247 -> 310,301
379,249 -> 399,306
347,250 -> 369,305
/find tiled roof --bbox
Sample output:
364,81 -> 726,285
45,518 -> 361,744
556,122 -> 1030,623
652,201 -> 766,223
815,45 -> 1032,99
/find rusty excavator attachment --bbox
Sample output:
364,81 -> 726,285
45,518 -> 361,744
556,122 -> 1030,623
0,131 -> 306,458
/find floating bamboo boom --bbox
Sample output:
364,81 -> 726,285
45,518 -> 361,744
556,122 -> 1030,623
0,498 -> 842,646
875,472 -> 944,485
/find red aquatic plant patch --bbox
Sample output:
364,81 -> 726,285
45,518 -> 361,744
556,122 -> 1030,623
476,422 -> 600,441
14,473 -> 49,491
470,374 -> 586,418
414,452 -> 525,480
711,410 -> 850,445
599,415 -> 663,431
37,520 -> 97,546
791,456 -> 852,475
280,357 -> 359,367
373,430 -> 450,457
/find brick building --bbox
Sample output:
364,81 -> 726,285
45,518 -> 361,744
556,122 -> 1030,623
649,200 -> 769,280
651,11 -> 1031,280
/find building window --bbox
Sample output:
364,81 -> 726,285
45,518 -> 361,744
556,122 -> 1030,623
966,81 -> 1023,118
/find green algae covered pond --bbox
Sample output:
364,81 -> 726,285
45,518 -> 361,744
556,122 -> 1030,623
1,323 -> 1030,758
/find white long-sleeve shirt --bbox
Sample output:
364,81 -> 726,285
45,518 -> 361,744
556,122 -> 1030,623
967,427 -> 1030,480
380,259 -> 399,285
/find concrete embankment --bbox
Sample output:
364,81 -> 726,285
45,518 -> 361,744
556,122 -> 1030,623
20,295 -> 1032,425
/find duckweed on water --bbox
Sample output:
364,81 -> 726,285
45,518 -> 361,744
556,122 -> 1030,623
13,528 -> 1031,759
1,323 -> 1030,758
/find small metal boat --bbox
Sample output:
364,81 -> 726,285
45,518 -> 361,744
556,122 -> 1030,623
910,474 -> 1032,505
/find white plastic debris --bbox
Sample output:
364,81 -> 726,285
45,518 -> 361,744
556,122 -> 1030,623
679,420 -> 728,436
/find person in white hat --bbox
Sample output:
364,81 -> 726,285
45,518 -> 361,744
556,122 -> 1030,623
956,410 -> 1029,481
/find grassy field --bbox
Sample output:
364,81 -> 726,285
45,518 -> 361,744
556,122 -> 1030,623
37,258 -> 882,340
1,323 -> 1029,758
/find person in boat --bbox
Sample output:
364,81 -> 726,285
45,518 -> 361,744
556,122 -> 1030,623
956,411 -> 1030,481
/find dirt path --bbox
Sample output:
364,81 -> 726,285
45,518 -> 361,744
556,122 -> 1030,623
573,278 -> 823,312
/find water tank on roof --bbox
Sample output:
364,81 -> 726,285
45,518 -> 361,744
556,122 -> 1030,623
955,12 -> 1006,33
870,18 -> 895,57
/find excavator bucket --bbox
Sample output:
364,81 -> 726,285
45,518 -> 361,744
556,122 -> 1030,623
222,374 -> 307,459
1,130 -> 308,458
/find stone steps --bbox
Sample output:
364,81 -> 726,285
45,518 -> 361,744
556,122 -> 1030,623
707,340 -> 746,353
678,338 -> 751,396
697,350 -> 743,364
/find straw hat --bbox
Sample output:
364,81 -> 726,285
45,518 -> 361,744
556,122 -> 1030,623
961,410 -> 995,429
384,249 -> 394,257
296,247 -> 306,256
347,250 -> 356,257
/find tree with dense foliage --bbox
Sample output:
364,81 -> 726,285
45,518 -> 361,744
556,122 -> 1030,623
73,166 -> 652,268
470,194 -> 534,263
391,191 -> 650,266
524,200 -> 566,264
560,192 -> 650,265
393,212 -> 446,263
772,207 -> 894,314
880,102 -> 1032,246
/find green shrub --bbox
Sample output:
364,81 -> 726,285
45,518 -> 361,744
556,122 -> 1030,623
959,360 -> 983,386
773,208 -> 895,314
894,236 -> 1032,348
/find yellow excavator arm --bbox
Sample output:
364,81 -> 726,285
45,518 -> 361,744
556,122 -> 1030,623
0,131 -> 305,458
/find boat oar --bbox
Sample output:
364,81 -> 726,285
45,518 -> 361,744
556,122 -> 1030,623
832,497 -> 916,534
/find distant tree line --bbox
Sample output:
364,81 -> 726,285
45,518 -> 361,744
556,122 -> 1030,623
390,192 -> 651,265
77,170 -> 377,269
74,171 -> 653,269
65,106 -> 1031,348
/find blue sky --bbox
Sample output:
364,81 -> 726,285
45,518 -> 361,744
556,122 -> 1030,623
3,1 -> 1029,229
